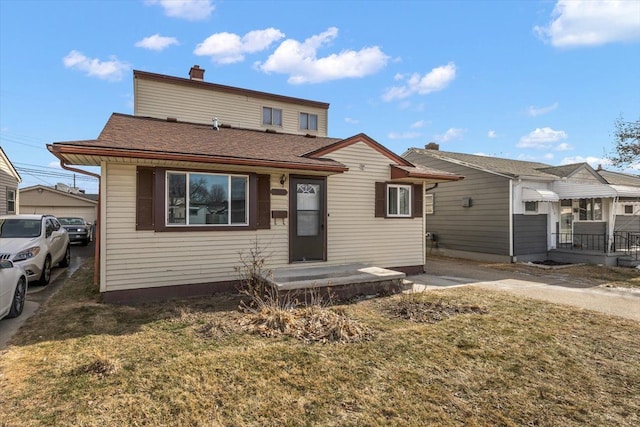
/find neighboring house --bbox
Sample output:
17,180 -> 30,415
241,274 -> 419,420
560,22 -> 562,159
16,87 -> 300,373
404,144 -> 640,266
47,66 -> 462,302
19,185 -> 98,225
0,146 -> 21,215
597,168 -> 640,233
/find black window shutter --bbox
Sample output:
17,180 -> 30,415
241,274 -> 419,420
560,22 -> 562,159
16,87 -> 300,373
136,167 -> 155,230
413,184 -> 423,218
256,174 -> 271,229
375,182 -> 386,218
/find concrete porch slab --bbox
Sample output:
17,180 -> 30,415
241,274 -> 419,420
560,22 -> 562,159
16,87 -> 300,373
263,263 -> 407,293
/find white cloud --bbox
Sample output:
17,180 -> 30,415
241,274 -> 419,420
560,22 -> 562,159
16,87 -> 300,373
135,34 -> 179,51
63,50 -> 130,81
344,117 -> 359,125
517,127 -> 568,148
382,62 -> 456,101
527,101 -> 559,117
388,131 -> 422,140
434,127 -> 465,143
488,130 -> 497,138
145,0 -> 214,21
48,161 -> 62,169
410,120 -> 426,129
534,0 -> 640,47
555,142 -> 573,151
257,27 -> 389,84
195,28 -> 285,64
544,153 -> 555,160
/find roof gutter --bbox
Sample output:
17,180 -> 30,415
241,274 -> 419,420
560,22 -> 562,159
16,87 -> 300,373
56,158 -> 101,287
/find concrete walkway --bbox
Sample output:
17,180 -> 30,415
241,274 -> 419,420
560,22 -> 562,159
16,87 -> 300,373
409,258 -> 640,322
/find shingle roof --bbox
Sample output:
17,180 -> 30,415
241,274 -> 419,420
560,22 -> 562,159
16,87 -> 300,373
536,163 -> 586,178
597,169 -> 640,186
405,148 -> 559,179
51,113 -> 347,172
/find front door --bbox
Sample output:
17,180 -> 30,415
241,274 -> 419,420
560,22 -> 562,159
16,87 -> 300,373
290,176 -> 326,262
559,199 -> 573,245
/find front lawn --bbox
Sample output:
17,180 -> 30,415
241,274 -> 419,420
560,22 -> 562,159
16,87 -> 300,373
1,261 -> 638,426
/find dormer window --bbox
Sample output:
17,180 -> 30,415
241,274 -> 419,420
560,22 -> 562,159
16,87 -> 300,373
300,112 -> 318,131
262,107 -> 282,126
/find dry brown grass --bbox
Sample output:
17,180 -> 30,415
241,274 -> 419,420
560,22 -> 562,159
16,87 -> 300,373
1,260 -> 639,426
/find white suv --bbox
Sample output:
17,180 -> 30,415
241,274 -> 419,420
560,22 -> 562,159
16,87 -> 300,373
0,214 -> 70,285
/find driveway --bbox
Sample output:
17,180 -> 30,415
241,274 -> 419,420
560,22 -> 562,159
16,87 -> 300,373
409,257 -> 640,322
0,242 -> 95,349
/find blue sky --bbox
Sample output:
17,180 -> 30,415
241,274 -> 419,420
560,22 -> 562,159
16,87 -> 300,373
1,0 -> 639,195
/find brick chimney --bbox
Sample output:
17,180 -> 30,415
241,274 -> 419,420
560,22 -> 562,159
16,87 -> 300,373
425,142 -> 440,150
189,65 -> 205,81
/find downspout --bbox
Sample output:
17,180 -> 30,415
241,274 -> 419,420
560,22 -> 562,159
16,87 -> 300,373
509,179 -> 514,261
424,183 -> 438,265
58,160 -> 101,286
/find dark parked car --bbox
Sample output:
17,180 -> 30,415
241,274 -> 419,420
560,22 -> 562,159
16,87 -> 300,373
58,217 -> 92,246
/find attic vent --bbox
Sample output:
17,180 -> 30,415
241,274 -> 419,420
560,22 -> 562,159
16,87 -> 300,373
166,117 -> 177,122
265,128 -> 277,134
305,133 -> 316,138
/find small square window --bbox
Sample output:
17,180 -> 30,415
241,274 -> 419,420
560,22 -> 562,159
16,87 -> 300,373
524,201 -> 538,213
262,107 -> 282,126
300,112 -> 318,131
387,184 -> 411,217
625,205 -> 634,214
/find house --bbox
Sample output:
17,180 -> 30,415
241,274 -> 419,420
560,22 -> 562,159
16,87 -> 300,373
47,66 -> 462,302
0,146 -> 21,215
404,144 -> 640,266
597,168 -> 640,233
19,185 -> 98,225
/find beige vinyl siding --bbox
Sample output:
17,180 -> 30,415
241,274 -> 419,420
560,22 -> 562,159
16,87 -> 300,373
101,162 -> 290,292
19,189 -> 97,224
1,157 -> 19,215
325,142 -> 425,268
134,78 -> 328,136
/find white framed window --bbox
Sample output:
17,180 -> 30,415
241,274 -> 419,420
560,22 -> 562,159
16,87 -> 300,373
6,188 -> 16,213
166,171 -> 248,226
524,201 -> 538,213
300,112 -> 318,131
579,198 -> 602,220
262,107 -> 282,126
425,194 -> 434,214
387,184 -> 412,217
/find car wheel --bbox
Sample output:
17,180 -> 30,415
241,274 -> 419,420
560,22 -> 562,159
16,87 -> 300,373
39,256 -> 52,285
59,245 -> 71,267
6,276 -> 27,319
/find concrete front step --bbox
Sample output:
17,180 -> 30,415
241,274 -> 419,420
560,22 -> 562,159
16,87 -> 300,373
261,263 -> 409,301
617,257 -> 640,268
